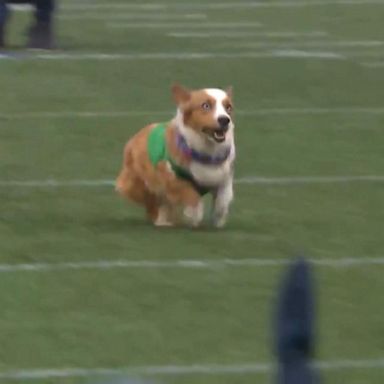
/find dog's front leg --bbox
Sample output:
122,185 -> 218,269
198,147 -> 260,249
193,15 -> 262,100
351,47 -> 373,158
158,161 -> 204,227
168,183 -> 203,227
212,177 -> 233,228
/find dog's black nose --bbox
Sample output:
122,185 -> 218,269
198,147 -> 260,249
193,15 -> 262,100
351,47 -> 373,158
218,115 -> 230,129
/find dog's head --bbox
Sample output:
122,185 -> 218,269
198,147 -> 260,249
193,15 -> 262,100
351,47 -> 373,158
172,83 -> 234,146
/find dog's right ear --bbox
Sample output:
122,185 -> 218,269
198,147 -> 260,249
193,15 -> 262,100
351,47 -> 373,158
171,83 -> 191,105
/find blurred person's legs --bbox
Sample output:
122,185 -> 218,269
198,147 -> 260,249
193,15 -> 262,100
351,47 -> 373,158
0,0 -> 9,48
28,0 -> 55,49
1,0 -> 55,49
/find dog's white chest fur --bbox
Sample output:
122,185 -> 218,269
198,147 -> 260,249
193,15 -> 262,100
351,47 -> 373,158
190,152 -> 234,187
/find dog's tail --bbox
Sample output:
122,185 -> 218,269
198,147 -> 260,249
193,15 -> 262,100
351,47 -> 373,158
115,166 -> 134,196
115,140 -> 135,195
115,172 -> 125,194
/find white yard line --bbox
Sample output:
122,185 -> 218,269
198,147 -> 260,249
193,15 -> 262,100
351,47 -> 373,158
271,49 -> 342,58
107,22 -> 262,29
236,175 -> 384,184
0,179 -> 115,187
0,110 -> 171,119
238,40 -> 384,48
59,13 -> 208,21
361,61 -> 384,67
0,257 -> 384,274
168,31 -> 328,38
60,1 -> 384,11
4,51 -> 344,61
3,49 -> 384,61
8,4 -> 32,11
1,175 -> 384,188
1,358 -> 384,379
237,106 -> 384,115
61,3 -> 169,11
3,106 -> 384,120
271,49 -> 384,58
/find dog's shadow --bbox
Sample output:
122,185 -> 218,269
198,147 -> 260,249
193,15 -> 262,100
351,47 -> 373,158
88,216 -> 153,234
88,215 -> 256,235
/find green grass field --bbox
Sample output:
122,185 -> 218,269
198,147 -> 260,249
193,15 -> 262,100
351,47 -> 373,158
1,0 -> 384,383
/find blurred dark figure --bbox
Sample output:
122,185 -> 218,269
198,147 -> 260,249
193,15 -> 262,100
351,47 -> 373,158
0,0 -> 55,49
275,259 -> 320,384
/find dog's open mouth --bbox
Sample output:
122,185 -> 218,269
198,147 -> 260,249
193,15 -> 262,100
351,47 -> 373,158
203,128 -> 226,143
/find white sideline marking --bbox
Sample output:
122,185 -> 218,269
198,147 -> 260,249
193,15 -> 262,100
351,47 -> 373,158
241,40 -> 384,48
0,257 -> 384,274
0,110 -> 172,119
2,51 -> 343,61
1,358 -> 384,379
361,61 -> 384,67
235,175 -> 384,184
107,22 -> 262,29
0,180 -> 115,187
237,106 -> 384,115
168,31 -> 328,38
8,4 -> 33,11
1,175 -> 384,188
271,50 -> 341,58
3,106 -> 384,120
61,1 -> 384,11
60,13 -> 208,21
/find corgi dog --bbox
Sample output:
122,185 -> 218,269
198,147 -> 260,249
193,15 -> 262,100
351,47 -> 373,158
116,84 -> 235,228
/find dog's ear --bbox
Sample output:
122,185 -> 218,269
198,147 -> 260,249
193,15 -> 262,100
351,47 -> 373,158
225,86 -> 233,99
171,83 -> 191,104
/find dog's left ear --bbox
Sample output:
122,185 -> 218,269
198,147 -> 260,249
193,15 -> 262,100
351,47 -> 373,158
171,83 -> 191,105
225,86 -> 233,99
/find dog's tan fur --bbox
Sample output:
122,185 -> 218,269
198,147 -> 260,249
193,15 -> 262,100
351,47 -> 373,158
116,84 -> 235,227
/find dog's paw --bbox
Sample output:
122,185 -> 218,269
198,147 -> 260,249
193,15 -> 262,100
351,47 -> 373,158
184,202 -> 204,227
154,206 -> 174,227
154,218 -> 174,227
212,210 -> 228,228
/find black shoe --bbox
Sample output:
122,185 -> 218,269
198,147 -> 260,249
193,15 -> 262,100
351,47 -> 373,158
27,21 -> 55,50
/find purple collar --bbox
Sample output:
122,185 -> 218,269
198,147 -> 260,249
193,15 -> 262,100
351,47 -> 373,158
176,133 -> 231,165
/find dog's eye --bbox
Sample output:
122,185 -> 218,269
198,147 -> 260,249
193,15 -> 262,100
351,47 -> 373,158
201,102 -> 211,111
226,104 -> 233,113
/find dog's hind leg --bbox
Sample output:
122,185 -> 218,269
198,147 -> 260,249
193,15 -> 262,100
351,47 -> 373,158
116,168 -> 141,201
116,168 -> 158,217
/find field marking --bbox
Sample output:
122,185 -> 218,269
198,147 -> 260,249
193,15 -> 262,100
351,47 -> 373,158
235,175 -> 384,184
168,31 -> 328,38
0,257 -> 384,274
60,1 -> 384,11
3,49 -> 383,61
107,22 -> 262,29
347,50 -> 384,57
0,51 -> 343,61
0,110 -> 171,119
8,4 -> 32,11
1,175 -> 384,189
361,61 -> 384,67
0,179 -> 115,187
239,40 -> 384,48
271,49 -> 342,58
3,106 -> 384,120
60,13 -> 208,21
1,358 -> 384,379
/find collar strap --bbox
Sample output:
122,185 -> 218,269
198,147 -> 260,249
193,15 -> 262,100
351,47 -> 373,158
176,133 -> 231,165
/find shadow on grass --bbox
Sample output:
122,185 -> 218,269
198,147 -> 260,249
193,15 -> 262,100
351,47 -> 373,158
87,215 -> 266,235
